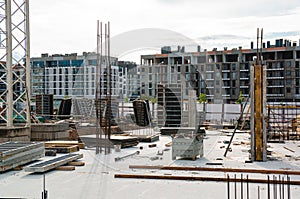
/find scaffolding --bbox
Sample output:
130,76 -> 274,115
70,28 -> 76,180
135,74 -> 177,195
266,102 -> 300,141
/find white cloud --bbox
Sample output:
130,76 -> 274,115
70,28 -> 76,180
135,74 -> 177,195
29,0 -> 300,61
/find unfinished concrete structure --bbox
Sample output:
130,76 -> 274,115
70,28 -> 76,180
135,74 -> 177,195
140,40 -> 300,104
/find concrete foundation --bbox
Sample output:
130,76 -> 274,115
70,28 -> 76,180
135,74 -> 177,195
0,126 -> 31,143
31,121 -> 70,141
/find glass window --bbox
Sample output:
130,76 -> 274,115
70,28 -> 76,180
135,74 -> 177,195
232,63 -> 236,70
71,60 -> 83,67
232,72 -> 237,79
33,61 -> 45,67
58,60 -> 70,67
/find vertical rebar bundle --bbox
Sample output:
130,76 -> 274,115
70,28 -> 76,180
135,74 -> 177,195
226,174 -> 292,199
95,21 -> 111,154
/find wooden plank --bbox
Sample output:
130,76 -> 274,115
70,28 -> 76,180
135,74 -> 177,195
68,161 -> 85,166
128,165 -> 300,176
115,174 -> 300,185
55,166 -> 75,171
44,141 -> 85,149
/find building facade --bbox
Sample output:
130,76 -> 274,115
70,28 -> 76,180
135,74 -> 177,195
140,40 -> 300,103
31,52 -> 121,100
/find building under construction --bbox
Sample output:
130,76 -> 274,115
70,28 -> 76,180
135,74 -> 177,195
1,1 -> 300,198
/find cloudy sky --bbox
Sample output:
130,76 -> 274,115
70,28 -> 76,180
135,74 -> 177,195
30,0 -> 300,61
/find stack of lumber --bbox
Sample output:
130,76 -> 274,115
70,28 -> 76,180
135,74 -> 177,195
45,141 -> 85,149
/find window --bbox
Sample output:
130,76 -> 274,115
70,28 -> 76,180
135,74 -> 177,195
232,88 -> 236,95
207,73 -> 214,79
149,67 -> 152,73
200,65 -> 204,72
177,65 -> 181,72
286,70 -> 291,76
232,63 -> 236,70
71,60 -> 83,67
232,72 -> 237,80
33,61 -> 45,67
59,60 -> 70,67
232,80 -> 236,87
286,87 -> 291,93
185,66 -> 189,72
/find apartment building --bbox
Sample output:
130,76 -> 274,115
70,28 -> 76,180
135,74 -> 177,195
31,52 -> 121,100
117,61 -> 140,100
140,40 -> 300,103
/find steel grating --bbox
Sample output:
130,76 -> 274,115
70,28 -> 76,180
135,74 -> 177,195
24,153 -> 83,173
0,142 -> 45,172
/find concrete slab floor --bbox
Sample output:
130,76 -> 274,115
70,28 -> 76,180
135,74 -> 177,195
0,130 -> 300,199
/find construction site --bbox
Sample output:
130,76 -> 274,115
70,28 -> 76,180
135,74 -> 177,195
1,1 -> 300,199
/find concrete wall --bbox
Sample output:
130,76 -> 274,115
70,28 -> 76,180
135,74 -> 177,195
0,127 -> 31,143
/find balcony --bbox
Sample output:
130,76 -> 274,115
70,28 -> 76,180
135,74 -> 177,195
267,85 -> 284,88
266,94 -> 284,97
266,68 -> 284,71
266,77 -> 284,80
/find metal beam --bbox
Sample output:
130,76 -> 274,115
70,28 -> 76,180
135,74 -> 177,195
129,165 -> 300,175
115,174 -> 300,185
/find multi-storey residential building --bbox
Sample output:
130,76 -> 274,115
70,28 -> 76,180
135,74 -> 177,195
117,61 -> 140,100
31,52 -> 120,100
140,40 -> 300,104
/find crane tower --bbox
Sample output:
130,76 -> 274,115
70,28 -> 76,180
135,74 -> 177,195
0,0 -> 30,127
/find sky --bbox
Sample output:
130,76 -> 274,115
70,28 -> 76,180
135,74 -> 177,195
30,0 -> 300,62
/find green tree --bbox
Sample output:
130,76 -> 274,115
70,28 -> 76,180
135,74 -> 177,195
236,91 -> 244,104
198,93 -> 207,103
124,96 -> 129,103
